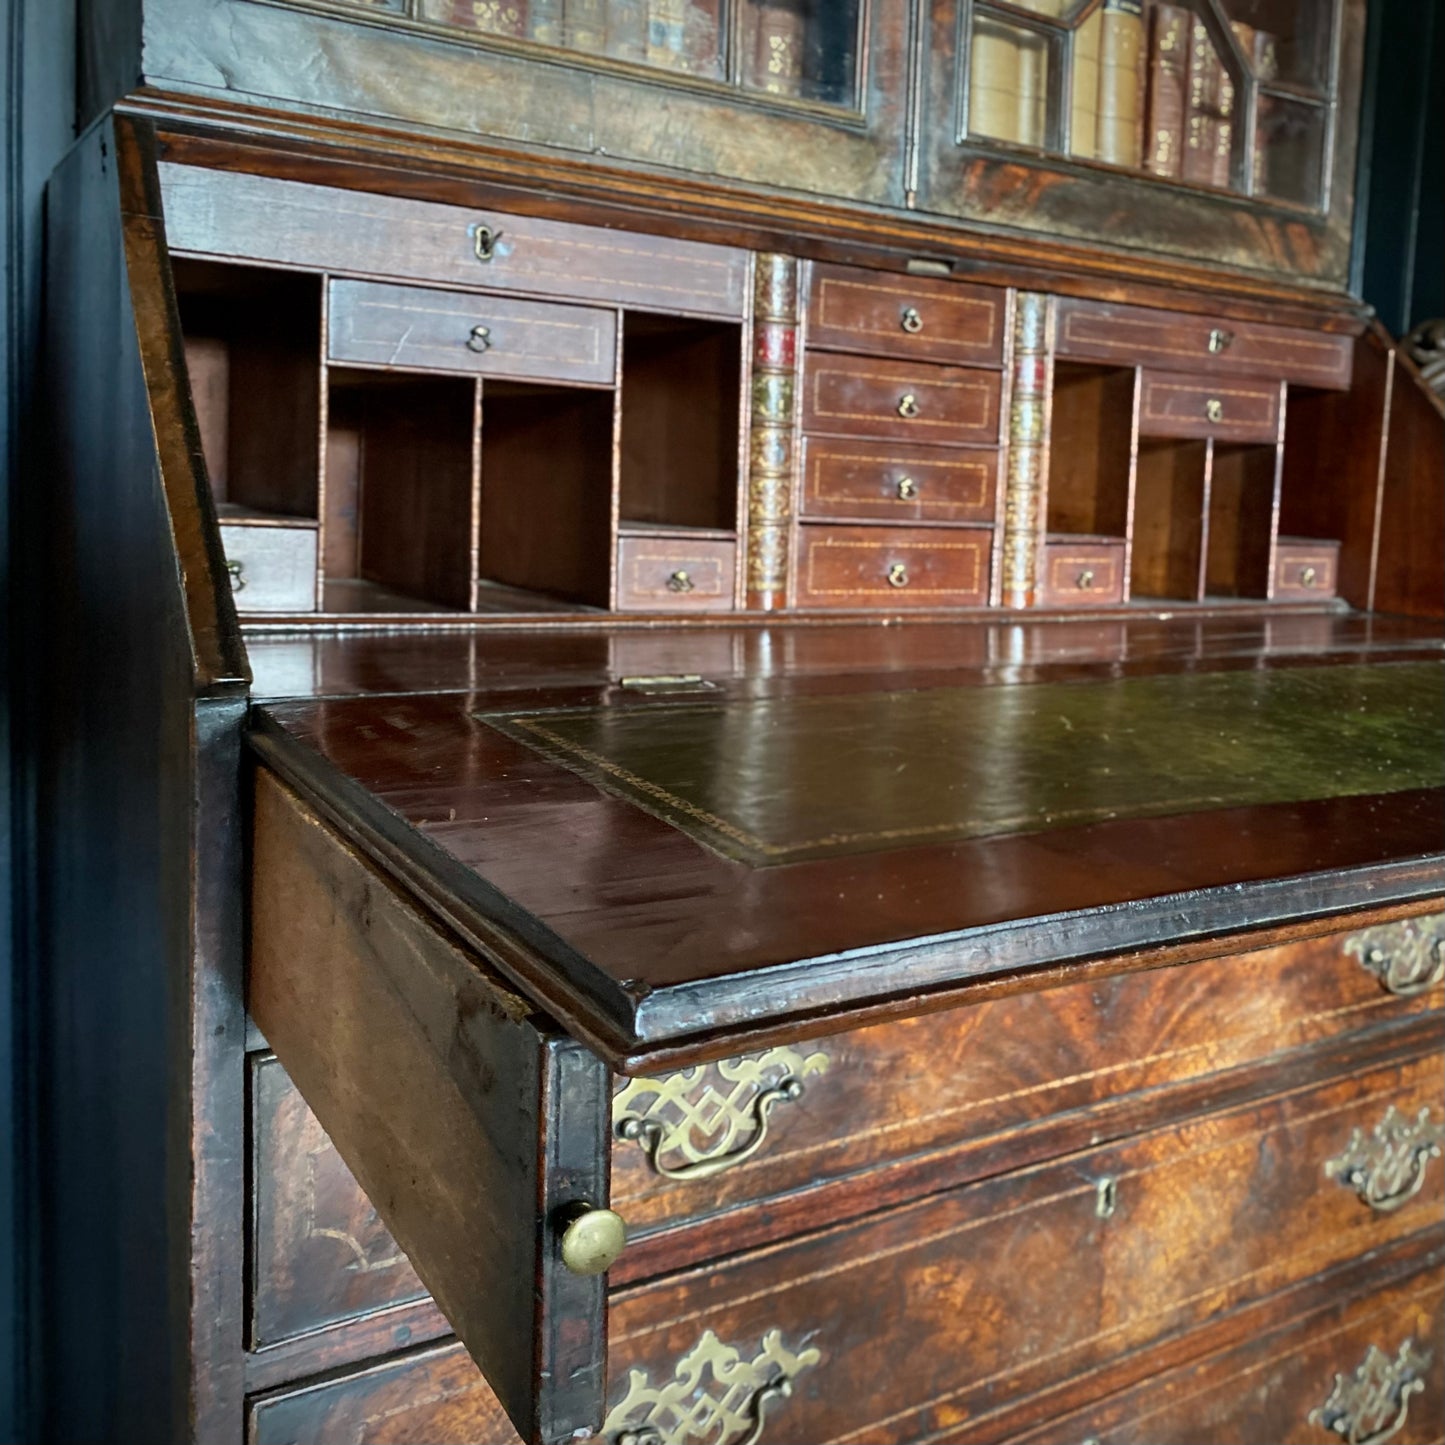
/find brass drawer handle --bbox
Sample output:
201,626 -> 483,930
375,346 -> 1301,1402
226,559 -> 246,593
614,1047 -> 828,1181
900,305 -> 924,334
1076,568 -> 1095,590
1300,565 -> 1318,587
887,562 -> 909,588
472,222 -> 503,262
896,476 -> 918,500
1207,327 -> 1235,354
1326,1105 -> 1443,1213
897,392 -> 921,419
558,1204 -> 627,1276
1345,916 -> 1445,997
666,569 -> 695,594
1310,1339 -> 1432,1445
605,1328 -> 821,1445
1205,397 -> 1225,423
466,324 -> 492,354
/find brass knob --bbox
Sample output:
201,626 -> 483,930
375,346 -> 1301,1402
467,324 -> 492,354
887,562 -> 909,588
226,559 -> 246,593
1077,569 -> 1095,589
666,569 -> 695,594
1207,327 -> 1235,354
473,223 -> 503,262
897,393 -> 921,419
896,476 -> 918,500
1205,397 -> 1225,423
1300,566 -> 1318,588
559,1205 -> 626,1276
900,306 -> 924,334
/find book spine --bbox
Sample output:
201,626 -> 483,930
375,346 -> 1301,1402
1096,0 -> 1145,168
1143,2 -> 1189,177
607,0 -> 648,60
1070,7 -> 1102,159
563,0 -> 607,51
415,0 -> 527,32
1183,16 -> 1217,185
969,20 -> 1024,144
753,0 -> 808,97
646,0 -> 688,67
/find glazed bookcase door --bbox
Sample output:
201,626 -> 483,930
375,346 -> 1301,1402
915,0 -> 1362,284
141,0 -> 908,206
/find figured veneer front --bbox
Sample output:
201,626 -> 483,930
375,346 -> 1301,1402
1138,371 -> 1282,443
802,354 -> 1002,444
217,523 -> 317,613
614,535 -> 736,611
794,524 -> 990,607
1055,298 -> 1354,390
806,264 -> 1007,367
1038,539 -> 1126,606
247,770 -> 611,1445
1275,538 -> 1342,599
799,437 -> 998,524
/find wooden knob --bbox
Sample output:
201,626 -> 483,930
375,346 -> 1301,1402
559,1206 -> 626,1276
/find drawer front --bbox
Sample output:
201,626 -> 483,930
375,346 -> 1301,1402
1012,1266 -> 1445,1445
328,280 -> 617,385
615,536 -> 736,611
1138,370 -> 1281,442
249,1341 -> 519,1445
608,1053 -> 1445,1445
251,1053 -> 427,1348
161,163 -> 749,319
1056,298 -> 1354,390
807,264 -> 1006,367
794,524 -> 990,608
610,910 -> 1445,1271
1039,540 -> 1126,606
800,437 -> 998,524
219,523 -> 316,613
1275,539 -> 1341,599
802,353 -> 1002,444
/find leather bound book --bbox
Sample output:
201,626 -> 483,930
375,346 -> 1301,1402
606,0 -> 648,60
1183,16 -> 1218,184
416,0 -> 527,33
1143,2 -> 1190,177
1096,0 -> 1145,167
753,0 -> 809,97
1071,5 -> 1102,159
529,0 -> 563,44
645,0 -> 687,67
970,19 -> 1024,143
563,0 -> 607,51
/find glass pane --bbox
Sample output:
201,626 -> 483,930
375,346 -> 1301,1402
739,1 -> 862,106
1069,0 -> 1146,169
1219,0 -> 1332,92
1255,92 -> 1325,206
969,19 -> 1052,149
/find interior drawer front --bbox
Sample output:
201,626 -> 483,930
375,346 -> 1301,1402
1055,298 -> 1354,390
610,910 -> 1445,1271
1012,1265 -> 1445,1445
328,280 -> 617,385
807,263 -> 1006,366
1039,539 -> 1126,605
1275,539 -> 1341,599
607,1053 -> 1445,1445
219,523 -> 317,613
249,1342 -> 517,1445
802,353 -> 1002,444
800,437 -> 998,524
1138,370 -> 1281,442
615,536 -> 736,611
794,524 -> 990,608
161,163 -> 749,319
250,1053 -> 427,1349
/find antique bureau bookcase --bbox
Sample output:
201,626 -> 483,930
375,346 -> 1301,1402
42,1 -> 1445,1443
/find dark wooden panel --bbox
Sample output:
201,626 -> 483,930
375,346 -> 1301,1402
807,264 -> 1006,367
1139,372 -> 1282,443
802,354 -> 1002,444
248,771 -> 610,1445
1056,298 -> 1355,389
328,280 -> 617,386
615,535 -> 736,612
800,437 -> 998,524
794,525 -> 991,608
1038,540 -> 1126,606
1131,439 -> 1206,600
1373,354 -> 1445,620
1275,539 -> 1341,599
1205,444 -> 1279,601
161,164 -> 751,318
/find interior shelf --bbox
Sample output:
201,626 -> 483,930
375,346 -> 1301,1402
1132,438 -> 1207,601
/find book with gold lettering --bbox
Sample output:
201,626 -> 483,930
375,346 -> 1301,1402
752,0 -> 809,97
563,0 -> 607,52
416,0 -> 527,34
1143,2 -> 1190,178
529,0 -> 563,44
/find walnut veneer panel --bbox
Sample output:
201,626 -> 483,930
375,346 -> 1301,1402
801,354 -> 1002,444
799,437 -> 998,524
793,524 -> 991,608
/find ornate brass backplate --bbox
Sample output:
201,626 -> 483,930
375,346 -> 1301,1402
1310,1339 -> 1432,1445
1344,915 -> 1445,997
604,1329 -> 821,1445
1325,1106 -> 1444,1213
613,1046 -> 828,1181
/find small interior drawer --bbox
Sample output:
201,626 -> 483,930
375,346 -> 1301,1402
219,522 -> 317,613
1274,537 -> 1341,598
1056,297 -> 1354,390
328,280 -> 617,385
807,263 -> 1006,367
615,533 -> 736,611
802,353 -> 1002,444
1039,538 -> 1126,606
794,523 -> 991,607
1138,370 -> 1282,442
800,436 -> 998,524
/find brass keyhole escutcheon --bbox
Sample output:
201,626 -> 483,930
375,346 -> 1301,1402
887,562 -> 909,588
467,325 -> 492,354
226,560 -> 246,593
1300,566 -> 1318,588
1077,569 -> 1095,590
900,306 -> 924,334
1095,1177 -> 1118,1219
473,223 -> 503,262
896,476 -> 918,500
1207,327 -> 1235,354
897,393 -> 921,419
559,1205 -> 627,1276
1205,397 -> 1225,423
667,569 -> 695,594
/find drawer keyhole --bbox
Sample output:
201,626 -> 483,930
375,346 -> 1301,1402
887,562 -> 910,588
473,223 -> 503,262
900,306 -> 924,334
1095,1177 -> 1118,1219
896,476 -> 918,500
